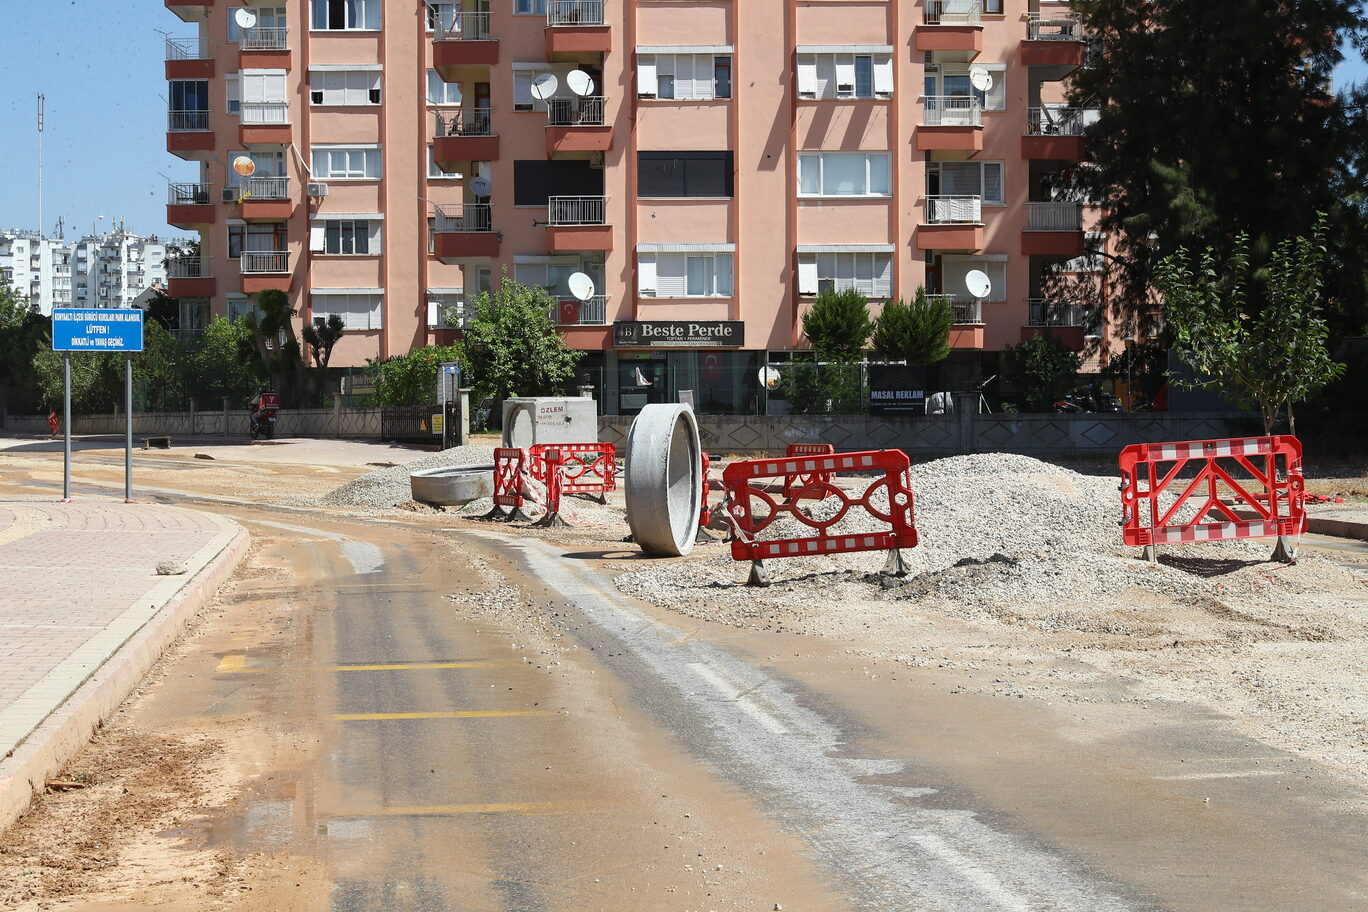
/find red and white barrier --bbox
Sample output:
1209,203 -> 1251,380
484,447 -> 533,522
782,443 -> 836,503
529,442 -> 617,504
1119,435 -> 1306,562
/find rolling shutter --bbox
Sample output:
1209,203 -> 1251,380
873,56 -> 894,96
637,254 -> 657,296
797,254 -> 819,295
637,54 -> 658,97
797,55 -> 818,97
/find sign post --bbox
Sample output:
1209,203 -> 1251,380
51,309 -> 145,504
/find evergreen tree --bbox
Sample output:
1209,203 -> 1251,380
871,287 -> 952,365
801,288 -> 872,360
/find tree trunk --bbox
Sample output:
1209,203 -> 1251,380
1286,401 -> 1296,438
1261,400 -> 1276,435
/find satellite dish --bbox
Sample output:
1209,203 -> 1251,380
234,7 -> 258,29
568,272 -> 595,302
566,70 -> 595,97
232,155 -> 256,177
530,73 -> 559,101
965,269 -> 993,300
468,174 -> 492,197
969,65 -> 994,93
757,366 -> 782,391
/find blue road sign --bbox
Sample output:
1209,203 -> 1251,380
52,309 -> 145,353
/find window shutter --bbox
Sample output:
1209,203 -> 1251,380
715,254 -> 734,297
834,55 -> 856,95
986,261 -> 1007,302
985,65 -> 1006,111
940,162 -> 980,197
797,55 -> 818,97
368,221 -> 383,252
637,254 -> 657,296
873,56 -> 894,96
656,254 -> 687,297
941,259 -> 970,300
368,295 -> 383,330
637,55 -> 658,97
797,254 -> 818,295
690,55 -> 714,101
309,222 -> 326,252
815,56 -> 835,99
514,72 -> 533,108
874,254 -> 892,298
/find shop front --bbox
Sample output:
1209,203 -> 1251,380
585,320 -> 763,415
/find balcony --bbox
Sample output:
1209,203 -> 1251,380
165,0 -> 213,23
165,37 -> 212,79
545,0 -> 610,58
432,204 -> 500,262
555,294 -> 609,326
166,256 -> 215,298
167,109 -> 214,157
433,109 -> 498,171
1023,13 -> 1085,67
1023,298 -> 1088,349
929,293 -> 985,349
1022,202 -> 1084,256
239,250 -> 290,292
546,196 -> 611,252
546,96 -> 610,155
1022,107 -> 1087,160
918,196 -> 983,250
238,176 -> 294,220
918,96 -> 983,152
240,27 -> 290,67
239,102 -> 290,144
166,182 -> 214,229
916,0 -> 982,55
433,12 -> 498,78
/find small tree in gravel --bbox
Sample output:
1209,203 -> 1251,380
452,271 -> 582,401
1002,333 -> 1082,412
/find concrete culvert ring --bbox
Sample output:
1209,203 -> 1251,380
625,404 -> 701,557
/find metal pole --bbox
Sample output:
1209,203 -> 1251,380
124,353 -> 133,502
62,352 -> 72,502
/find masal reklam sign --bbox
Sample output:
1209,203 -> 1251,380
52,309 -> 145,353
614,321 -> 744,348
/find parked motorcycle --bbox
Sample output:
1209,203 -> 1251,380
1053,386 -> 1124,413
249,391 -> 280,440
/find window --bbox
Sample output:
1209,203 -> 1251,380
227,296 -> 258,321
226,149 -> 285,187
513,71 -> 537,111
796,52 -> 894,100
514,258 -> 582,298
514,0 -> 546,13
311,145 -> 382,179
311,292 -> 382,330
310,0 -> 380,30
929,160 -> 1004,204
310,69 -> 381,106
427,145 -> 461,179
797,250 -> 893,297
1061,233 -> 1105,272
428,292 -> 466,328
169,80 -> 209,112
514,159 -> 604,206
228,224 -> 287,258
426,70 -> 463,106
637,250 -> 734,298
637,53 -> 733,100
637,152 -> 733,198
228,6 -> 286,42
310,219 -> 380,255
940,257 -> 1006,303
797,152 -> 891,197
984,0 -> 1003,12
925,63 -> 1005,111
425,1 -> 458,31
240,69 -> 288,122
225,74 -> 241,115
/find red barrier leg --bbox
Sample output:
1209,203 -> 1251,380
534,448 -> 571,529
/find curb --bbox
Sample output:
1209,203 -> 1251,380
1307,515 -> 1368,542
0,511 -> 250,833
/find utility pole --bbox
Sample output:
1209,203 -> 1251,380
36,94 -> 44,240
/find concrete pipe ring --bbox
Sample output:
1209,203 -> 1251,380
625,404 -> 702,557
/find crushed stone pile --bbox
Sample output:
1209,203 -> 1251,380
320,444 -> 496,509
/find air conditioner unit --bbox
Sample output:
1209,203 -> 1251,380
306,182 -> 330,197
221,188 -> 238,203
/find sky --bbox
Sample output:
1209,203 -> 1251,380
0,4 -> 1366,243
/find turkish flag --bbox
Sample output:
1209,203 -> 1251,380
558,300 -> 579,325
701,352 -> 723,383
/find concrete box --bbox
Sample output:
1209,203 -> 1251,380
502,397 -> 599,449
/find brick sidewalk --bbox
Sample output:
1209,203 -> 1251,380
0,498 -> 236,765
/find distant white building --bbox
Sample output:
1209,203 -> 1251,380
0,229 -> 180,316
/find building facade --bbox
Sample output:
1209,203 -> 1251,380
0,230 -> 170,317
163,0 -> 1110,413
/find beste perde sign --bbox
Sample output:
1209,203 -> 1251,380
52,309 -> 145,353
613,320 -> 744,348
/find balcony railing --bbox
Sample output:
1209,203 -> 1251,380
559,294 -> 609,325
168,109 -> 210,132
548,196 -> 607,226
1028,298 -> 1089,327
240,27 -> 288,51
167,256 -> 211,279
434,11 -> 492,41
924,196 -> 982,224
433,204 -> 494,233
1026,201 -> 1083,231
1026,106 -> 1088,136
240,251 -> 289,274
241,176 -> 290,199
167,182 -> 212,205
547,96 -> 606,127
924,0 -> 981,26
925,294 -> 983,324
435,108 -> 494,137
1027,13 -> 1082,41
922,95 -> 982,127
241,101 -> 289,125
165,37 -> 205,60
547,0 -> 605,26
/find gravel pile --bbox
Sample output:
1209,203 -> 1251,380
320,445 -> 496,509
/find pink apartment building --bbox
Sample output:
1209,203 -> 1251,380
163,0 -> 1103,414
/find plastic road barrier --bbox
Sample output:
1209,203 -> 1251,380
529,442 -> 617,504
723,449 -> 919,586
783,443 -> 836,503
533,447 -> 570,528
696,452 -> 718,544
1119,435 -> 1307,563
484,447 -> 532,522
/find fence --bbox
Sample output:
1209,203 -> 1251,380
435,11 -> 491,40
168,110 -> 209,132
548,196 -> 608,226
168,182 -> 212,206
547,96 -> 606,127
5,407 -> 381,439
380,407 -> 440,445
433,204 -> 493,233
1026,13 -> 1081,40
548,0 -> 605,26
241,101 -> 289,125
925,196 -> 982,224
242,176 -> 289,199
240,27 -> 288,50
1027,107 -> 1087,136
922,95 -> 982,127
1026,201 -> 1083,231
436,108 -> 493,137
240,250 -> 289,274
924,0 -> 982,26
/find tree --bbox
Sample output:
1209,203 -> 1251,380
1002,334 -> 1083,412
372,345 -> 463,407
801,288 -> 872,360
1068,0 -> 1368,330
452,272 -> 582,401
0,286 -> 47,412
1154,220 -> 1345,434
871,287 -> 952,365
184,316 -> 265,405
244,289 -> 306,404
302,314 -> 346,369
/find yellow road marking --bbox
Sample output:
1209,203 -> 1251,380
330,801 -> 594,818
216,654 -> 248,674
334,710 -> 550,721
332,661 -> 523,672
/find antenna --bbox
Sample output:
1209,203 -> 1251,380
965,269 -> 992,300
568,272 -> 595,302
530,73 -> 559,101
566,70 -> 595,97
969,65 -> 993,93
36,94 -> 44,241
